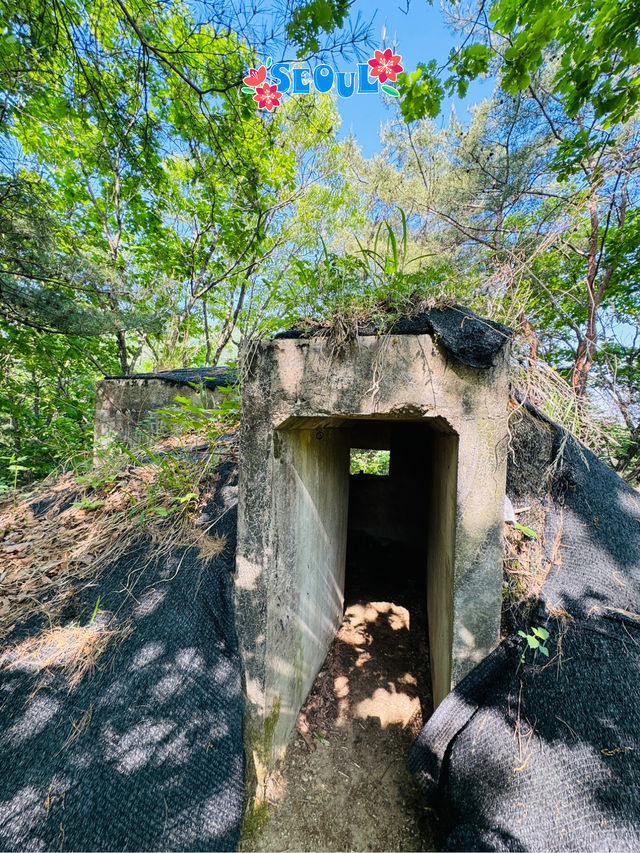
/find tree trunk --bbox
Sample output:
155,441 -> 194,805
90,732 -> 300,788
572,180 -> 600,397
116,330 -> 128,374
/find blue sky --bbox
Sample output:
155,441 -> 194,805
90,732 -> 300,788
333,0 -> 494,156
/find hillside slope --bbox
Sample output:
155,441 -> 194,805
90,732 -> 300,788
0,447 -> 244,852
410,404 -> 640,851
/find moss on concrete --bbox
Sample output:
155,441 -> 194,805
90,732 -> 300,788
243,695 -> 282,809
261,695 -> 282,767
238,800 -> 270,850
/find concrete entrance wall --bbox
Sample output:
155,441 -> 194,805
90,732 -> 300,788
235,331 -> 510,779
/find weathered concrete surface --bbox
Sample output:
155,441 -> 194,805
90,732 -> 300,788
94,367 -> 235,451
236,331 -> 510,782
425,428 -> 459,707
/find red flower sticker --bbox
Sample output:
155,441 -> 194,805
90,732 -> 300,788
243,65 -> 267,88
253,83 -> 282,111
368,48 -> 404,84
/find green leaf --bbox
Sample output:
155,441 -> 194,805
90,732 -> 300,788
386,223 -> 398,271
533,626 -> 550,640
514,522 -> 538,539
527,635 -> 540,649
397,63 -> 445,121
89,596 -> 101,626
241,86 -> 256,94
539,645 -> 550,657
381,83 -> 399,97
177,492 -> 199,504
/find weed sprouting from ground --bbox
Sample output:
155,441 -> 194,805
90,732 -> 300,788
517,625 -> 550,666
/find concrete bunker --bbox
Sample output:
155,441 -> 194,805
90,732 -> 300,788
94,366 -> 236,452
235,313 -> 511,778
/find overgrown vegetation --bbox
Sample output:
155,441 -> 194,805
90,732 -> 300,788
350,449 -> 391,476
0,393 -> 240,658
1,0 -> 639,487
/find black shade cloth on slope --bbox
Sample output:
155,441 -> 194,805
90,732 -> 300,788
104,366 -> 238,391
409,416 -> 640,851
0,462 -> 244,852
275,305 -> 512,370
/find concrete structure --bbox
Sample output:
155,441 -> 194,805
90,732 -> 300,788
94,367 -> 236,452
235,314 -> 511,783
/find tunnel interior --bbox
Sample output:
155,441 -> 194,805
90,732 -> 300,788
274,414 -> 459,740
343,422 -> 436,726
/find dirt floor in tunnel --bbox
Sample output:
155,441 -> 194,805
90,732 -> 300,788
240,533 -> 437,852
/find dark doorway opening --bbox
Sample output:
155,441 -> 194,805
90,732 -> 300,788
280,422 -> 439,851
294,420 -> 437,732
249,417 -> 458,851
342,421 -> 434,732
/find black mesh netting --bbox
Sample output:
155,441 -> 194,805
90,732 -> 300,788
410,412 -> 640,851
105,367 -> 237,391
0,462 -> 244,852
275,305 -> 511,370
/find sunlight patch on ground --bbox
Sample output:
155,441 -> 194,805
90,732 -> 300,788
313,599 -> 420,730
355,685 -> 421,728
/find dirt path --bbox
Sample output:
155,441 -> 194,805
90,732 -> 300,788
241,537 -> 437,852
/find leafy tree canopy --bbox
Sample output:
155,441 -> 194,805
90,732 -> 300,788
397,0 -> 640,130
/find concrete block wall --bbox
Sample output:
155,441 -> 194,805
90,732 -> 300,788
93,369 -> 235,452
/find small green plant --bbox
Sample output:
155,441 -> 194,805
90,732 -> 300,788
1,454 -> 29,503
211,385 -> 241,418
73,496 -> 105,511
514,521 -> 538,539
518,625 -> 550,665
160,394 -> 210,429
151,385 -> 240,450
88,596 -> 101,626
76,469 -> 118,490
355,209 -> 434,284
146,491 -> 199,519
118,441 -> 202,527
311,729 -> 330,746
